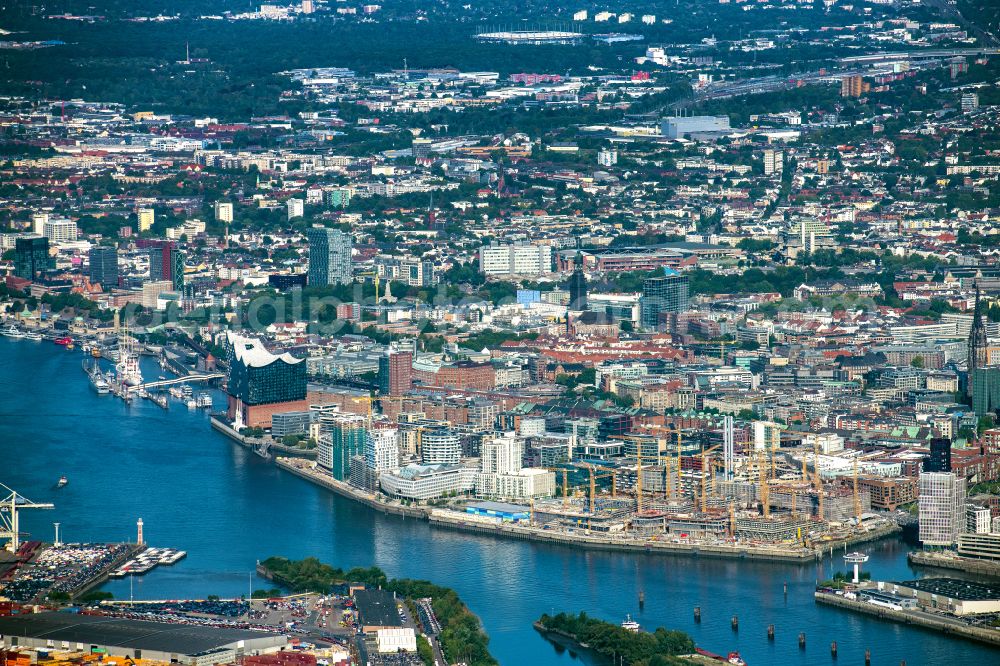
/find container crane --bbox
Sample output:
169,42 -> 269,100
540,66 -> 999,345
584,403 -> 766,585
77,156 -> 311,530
1,483 -> 54,551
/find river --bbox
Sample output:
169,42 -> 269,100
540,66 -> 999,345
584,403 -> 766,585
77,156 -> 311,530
2,337 -> 998,665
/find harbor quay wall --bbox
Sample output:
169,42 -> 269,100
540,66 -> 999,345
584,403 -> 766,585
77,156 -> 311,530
908,551 -> 1000,577
275,457 -> 822,562
428,512 -> 818,562
274,458 -> 426,519
815,591 -> 1000,647
211,415 -> 317,459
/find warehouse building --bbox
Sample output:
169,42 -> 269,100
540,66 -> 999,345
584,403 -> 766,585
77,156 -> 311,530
0,613 -> 287,664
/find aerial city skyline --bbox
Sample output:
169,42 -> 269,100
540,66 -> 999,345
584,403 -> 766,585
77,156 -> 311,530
3,0 -> 1000,664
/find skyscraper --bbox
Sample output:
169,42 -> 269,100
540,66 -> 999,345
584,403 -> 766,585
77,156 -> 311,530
926,437 -> 952,473
147,242 -> 184,290
170,246 -> 185,291
317,412 -> 367,480
88,246 -> 119,290
379,350 -> 413,396
639,268 -> 689,330
14,236 -> 50,281
968,285 -> 987,398
307,226 -> 352,286
918,472 -> 966,547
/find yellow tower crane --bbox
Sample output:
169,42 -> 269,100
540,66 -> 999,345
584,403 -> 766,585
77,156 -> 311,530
699,445 -> 721,513
758,450 -> 771,520
853,456 -> 862,523
813,441 -> 825,522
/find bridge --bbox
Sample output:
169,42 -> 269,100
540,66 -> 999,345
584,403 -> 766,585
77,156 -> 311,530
130,373 -> 225,392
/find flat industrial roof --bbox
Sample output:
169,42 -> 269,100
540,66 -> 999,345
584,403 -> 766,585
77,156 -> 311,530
468,501 -> 531,514
0,612 -> 284,655
353,589 -> 402,629
897,578 -> 1000,601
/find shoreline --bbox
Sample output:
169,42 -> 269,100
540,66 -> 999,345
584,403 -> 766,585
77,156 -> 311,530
273,456 -> 899,563
908,551 -> 1000,578
815,591 -> 1000,648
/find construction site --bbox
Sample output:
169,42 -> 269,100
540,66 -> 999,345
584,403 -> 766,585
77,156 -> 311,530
435,417 -> 895,555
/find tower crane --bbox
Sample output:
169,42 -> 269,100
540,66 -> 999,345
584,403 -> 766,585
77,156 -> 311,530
758,450 -> 771,520
698,445 -> 721,513
813,441 -> 825,521
582,463 -> 617,514
853,456 -> 862,523
1,484 -> 54,551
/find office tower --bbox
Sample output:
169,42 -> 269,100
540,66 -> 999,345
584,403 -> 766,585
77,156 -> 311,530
763,149 -> 783,175
214,201 -> 234,223
317,412 -> 367,480
379,350 -> 413,396
138,208 -> 155,232
14,236 -> 50,280
287,198 -> 304,221
306,226 -> 353,286
170,246 -> 185,290
225,331 -> 307,429
968,285 -> 987,398
639,268 -> 689,329
421,428 -> 461,465
88,246 -> 119,289
567,266 -> 587,311
918,472 -> 966,547
926,437 -> 952,473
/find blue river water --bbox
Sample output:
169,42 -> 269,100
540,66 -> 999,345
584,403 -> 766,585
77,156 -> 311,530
2,337 -> 999,665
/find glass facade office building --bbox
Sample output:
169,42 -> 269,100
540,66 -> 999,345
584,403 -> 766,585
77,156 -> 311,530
307,226 -> 353,286
640,269 -> 689,329
14,236 -> 50,280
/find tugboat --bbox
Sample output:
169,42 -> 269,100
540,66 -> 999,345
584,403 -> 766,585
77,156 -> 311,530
57,476 -> 68,488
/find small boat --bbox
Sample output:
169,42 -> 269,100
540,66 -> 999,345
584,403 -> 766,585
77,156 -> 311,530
621,615 -> 640,633
186,399 -> 198,409
54,336 -> 73,346
727,653 -> 746,666
93,378 -> 111,395
65,343 -> 75,350
24,331 -> 42,341
57,476 -> 67,488
91,347 -> 102,358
